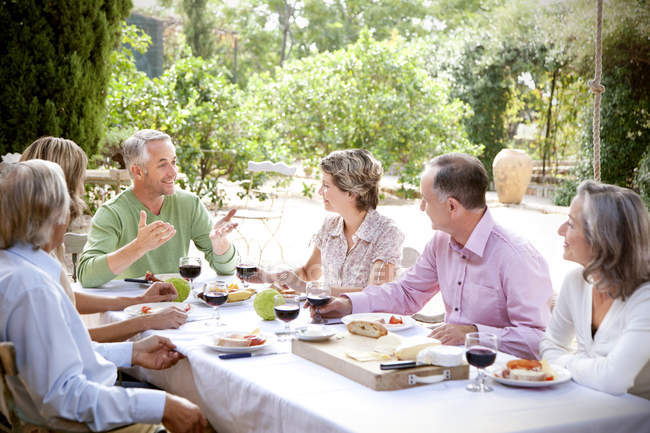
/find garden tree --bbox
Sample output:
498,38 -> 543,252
208,0 -> 433,86
244,30 -> 481,193
182,0 -> 217,58
540,0 -> 650,204
0,0 -> 132,155
106,25 -> 252,206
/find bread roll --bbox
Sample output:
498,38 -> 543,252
347,320 -> 388,338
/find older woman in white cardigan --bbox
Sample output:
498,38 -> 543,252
540,180 -> 650,399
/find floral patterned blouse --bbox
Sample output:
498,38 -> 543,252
313,208 -> 404,289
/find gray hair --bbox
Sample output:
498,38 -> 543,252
427,153 -> 489,210
577,180 -> 650,300
0,160 -> 70,250
319,149 -> 383,211
123,129 -> 172,178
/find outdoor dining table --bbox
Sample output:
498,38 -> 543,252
77,274 -> 650,433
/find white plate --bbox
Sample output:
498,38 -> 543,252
123,302 -> 213,322
341,313 -> 416,332
295,328 -> 336,342
485,364 -> 572,388
206,331 -> 277,353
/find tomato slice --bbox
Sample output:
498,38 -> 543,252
389,315 -> 403,324
243,335 -> 266,346
141,306 -> 152,314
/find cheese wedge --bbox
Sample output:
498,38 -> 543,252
416,345 -> 464,367
395,337 -> 441,360
374,333 -> 403,355
345,350 -> 391,362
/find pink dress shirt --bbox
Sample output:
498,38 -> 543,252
346,209 -> 553,359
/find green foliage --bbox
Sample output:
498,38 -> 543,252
246,31 -> 480,190
107,31 -> 263,206
634,150 -> 650,209
182,0 -> 217,58
0,0 -> 131,155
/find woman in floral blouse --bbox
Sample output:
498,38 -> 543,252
247,149 -> 404,293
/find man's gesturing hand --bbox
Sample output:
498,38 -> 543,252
210,209 -> 238,255
136,211 -> 176,254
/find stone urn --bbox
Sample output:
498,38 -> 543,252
492,149 -> 533,204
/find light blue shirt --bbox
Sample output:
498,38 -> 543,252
0,243 -> 165,431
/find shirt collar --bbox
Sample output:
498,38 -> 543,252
328,209 -> 378,242
454,208 -> 495,258
354,209 -> 379,242
6,242 -> 62,281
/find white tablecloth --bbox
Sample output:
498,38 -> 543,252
78,278 -> 650,433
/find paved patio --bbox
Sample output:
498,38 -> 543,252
205,179 -> 574,316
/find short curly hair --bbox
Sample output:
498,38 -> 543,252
319,149 -> 383,211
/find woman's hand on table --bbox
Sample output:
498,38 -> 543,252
306,296 -> 352,318
142,306 -> 188,330
163,394 -> 207,433
140,282 -> 178,303
132,335 -> 184,370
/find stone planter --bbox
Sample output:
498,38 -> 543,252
492,149 -> 533,204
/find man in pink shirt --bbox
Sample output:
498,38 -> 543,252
319,153 -> 553,359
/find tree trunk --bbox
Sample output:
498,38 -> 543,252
542,69 -> 557,176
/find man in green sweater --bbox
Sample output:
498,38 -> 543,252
78,129 -> 238,288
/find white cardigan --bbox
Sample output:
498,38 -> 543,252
540,267 -> 650,399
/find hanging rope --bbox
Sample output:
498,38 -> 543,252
589,0 -> 605,181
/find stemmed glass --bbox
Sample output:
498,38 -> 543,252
274,294 -> 300,339
179,256 -> 202,293
203,285 -> 228,326
235,258 -> 257,289
306,282 -> 331,324
465,332 -> 498,392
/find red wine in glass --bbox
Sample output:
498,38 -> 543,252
274,304 -> 300,322
464,332 -> 498,392
179,264 -> 201,280
204,291 -> 228,307
307,295 -> 331,307
236,264 -> 257,288
203,286 -> 227,327
466,347 -> 497,368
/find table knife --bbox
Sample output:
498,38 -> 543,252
380,360 -> 421,370
124,278 -> 151,284
219,352 -> 278,360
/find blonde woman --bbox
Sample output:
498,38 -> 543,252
540,181 -> 650,398
247,149 -> 404,293
21,137 -> 187,342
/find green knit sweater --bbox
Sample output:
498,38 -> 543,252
78,188 -> 237,287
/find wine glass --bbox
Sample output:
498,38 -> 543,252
203,284 -> 228,326
179,256 -> 202,293
235,258 -> 257,289
274,294 -> 300,339
465,332 -> 498,392
306,282 -> 331,324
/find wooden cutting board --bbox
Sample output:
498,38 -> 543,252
291,334 -> 469,391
